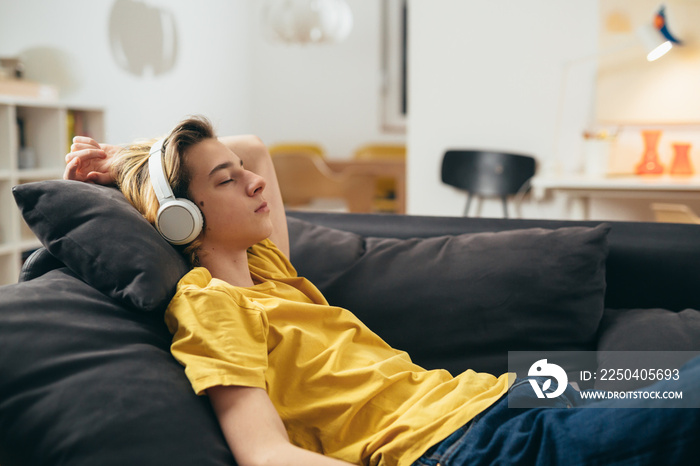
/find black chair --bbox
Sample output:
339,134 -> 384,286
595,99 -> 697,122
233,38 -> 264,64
441,150 -> 537,218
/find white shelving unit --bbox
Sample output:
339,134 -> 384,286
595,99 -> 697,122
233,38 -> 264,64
0,96 -> 104,285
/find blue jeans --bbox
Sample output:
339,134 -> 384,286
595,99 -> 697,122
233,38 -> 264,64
411,355 -> 700,465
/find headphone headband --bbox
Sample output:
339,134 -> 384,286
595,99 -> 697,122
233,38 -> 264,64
148,138 -> 175,203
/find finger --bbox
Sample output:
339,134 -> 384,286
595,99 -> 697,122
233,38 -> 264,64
70,141 -> 106,153
65,147 -> 106,163
71,142 -> 104,151
87,171 -> 114,185
99,143 -> 120,153
63,158 -> 81,181
70,143 -> 106,156
72,135 -> 100,147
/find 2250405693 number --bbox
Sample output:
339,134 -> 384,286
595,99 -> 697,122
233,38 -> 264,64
598,368 -> 680,381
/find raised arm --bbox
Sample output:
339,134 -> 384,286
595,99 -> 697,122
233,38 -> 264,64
208,386 -> 353,466
219,135 -> 289,257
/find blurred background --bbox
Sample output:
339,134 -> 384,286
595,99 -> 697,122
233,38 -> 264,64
2,0 -> 700,220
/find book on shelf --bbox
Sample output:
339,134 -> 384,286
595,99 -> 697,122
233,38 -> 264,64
66,110 -> 91,153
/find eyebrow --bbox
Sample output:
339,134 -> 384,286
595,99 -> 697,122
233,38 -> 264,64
208,159 -> 243,178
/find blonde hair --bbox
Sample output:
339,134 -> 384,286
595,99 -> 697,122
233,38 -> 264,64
111,115 -> 215,266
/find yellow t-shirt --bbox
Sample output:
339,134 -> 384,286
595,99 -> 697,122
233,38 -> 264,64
165,239 -> 512,466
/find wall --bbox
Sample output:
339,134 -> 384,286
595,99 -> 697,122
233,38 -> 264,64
0,0 -> 401,160
407,0 -> 599,217
248,0 -> 405,159
0,0 -> 253,143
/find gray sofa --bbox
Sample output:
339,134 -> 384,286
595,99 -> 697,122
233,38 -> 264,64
1,180 -> 699,465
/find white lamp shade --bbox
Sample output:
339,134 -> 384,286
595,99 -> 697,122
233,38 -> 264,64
264,0 -> 353,44
326,0 -> 353,42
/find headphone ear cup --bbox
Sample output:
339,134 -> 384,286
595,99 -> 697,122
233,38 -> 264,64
155,198 -> 203,245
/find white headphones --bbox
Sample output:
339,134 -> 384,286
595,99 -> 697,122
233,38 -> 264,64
148,138 -> 203,245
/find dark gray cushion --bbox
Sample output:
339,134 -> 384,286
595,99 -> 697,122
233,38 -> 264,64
287,215 -> 366,290
598,307 -> 700,351
0,269 -> 234,466
12,180 -> 189,312
595,307 -> 700,390
288,218 -> 611,376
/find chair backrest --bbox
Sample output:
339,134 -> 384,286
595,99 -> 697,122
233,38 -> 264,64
651,203 -> 700,224
353,144 -> 406,161
441,150 -> 537,197
271,153 -> 375,212
269,143 -> 325,159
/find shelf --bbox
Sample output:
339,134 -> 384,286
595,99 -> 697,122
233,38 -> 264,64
18,238 -> 42,252
16,106 -> 64,171
0,95 -> 57,106
0,103 -> 14,172
0,252 -> 20,285
17,168 -> 65,181
0,100 -> 104,285
0,180 -> 15,249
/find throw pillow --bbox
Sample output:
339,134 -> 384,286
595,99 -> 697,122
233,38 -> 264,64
12,180 -> 189,312
595,307 -> 700,391
288,218 -> 611,376
0,269 -> 233,465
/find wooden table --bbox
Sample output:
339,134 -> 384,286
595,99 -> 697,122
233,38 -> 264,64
532,174 -> 700,220
326,159 -> 406,214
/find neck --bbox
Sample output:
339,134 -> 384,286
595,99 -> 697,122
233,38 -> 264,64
197,245 -> 254,287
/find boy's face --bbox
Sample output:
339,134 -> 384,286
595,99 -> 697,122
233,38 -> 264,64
185,138 -> 272,252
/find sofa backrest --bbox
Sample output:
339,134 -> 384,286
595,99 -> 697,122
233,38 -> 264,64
286,211 -> 700,312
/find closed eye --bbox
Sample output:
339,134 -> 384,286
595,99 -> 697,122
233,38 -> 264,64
219,179 -> 234,186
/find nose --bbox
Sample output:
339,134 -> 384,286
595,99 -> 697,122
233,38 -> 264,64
247,171 -> 266,196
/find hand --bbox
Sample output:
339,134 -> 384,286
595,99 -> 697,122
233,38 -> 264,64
64,136 -> 121,185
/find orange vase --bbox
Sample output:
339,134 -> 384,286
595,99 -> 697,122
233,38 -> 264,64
635,130 -> 664,175
669,143 -> 694,176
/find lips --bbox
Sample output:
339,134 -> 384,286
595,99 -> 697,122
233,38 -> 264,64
255,201 -> 269,213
